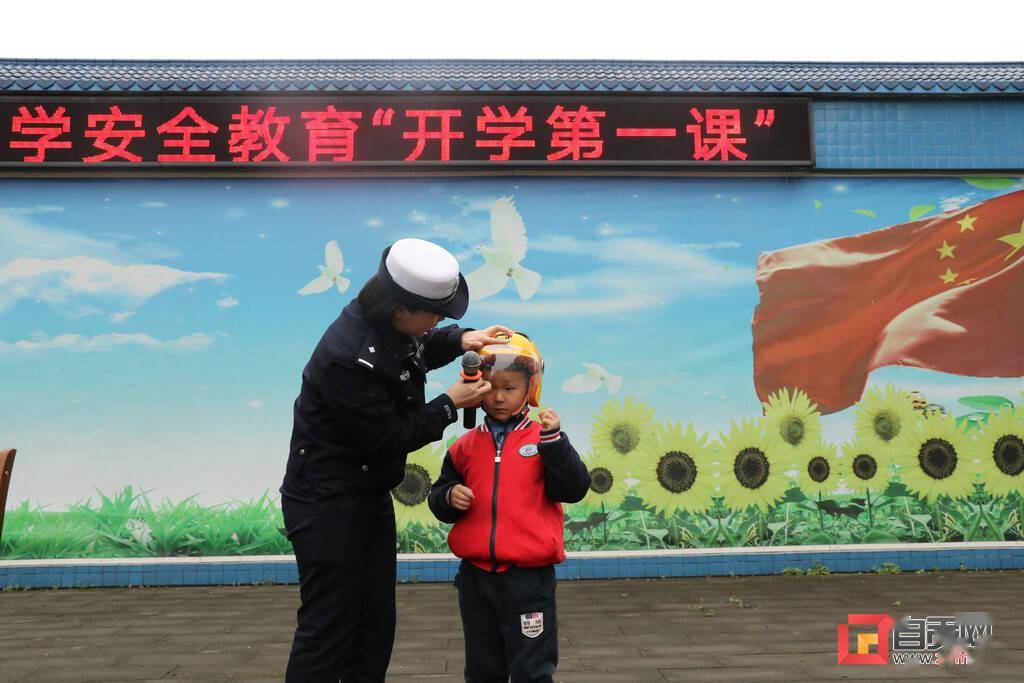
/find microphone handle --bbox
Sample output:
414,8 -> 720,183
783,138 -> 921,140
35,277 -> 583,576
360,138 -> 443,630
461,369 -> 480,429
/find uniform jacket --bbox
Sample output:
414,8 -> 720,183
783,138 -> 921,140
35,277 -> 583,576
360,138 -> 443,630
281,300 -> 468,500
428,413 -> 591,571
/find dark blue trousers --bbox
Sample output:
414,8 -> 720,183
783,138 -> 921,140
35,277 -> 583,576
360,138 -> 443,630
455,560 -> 558,683
283,490 -> 397,683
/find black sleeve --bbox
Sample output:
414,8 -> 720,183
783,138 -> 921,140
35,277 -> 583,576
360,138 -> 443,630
319,358 -> 458,457
421,324 -> 472,372
428,450 -> 464,523
539,429 -> 591,504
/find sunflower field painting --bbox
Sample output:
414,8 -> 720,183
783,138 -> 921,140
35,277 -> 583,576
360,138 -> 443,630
2,175 -> 1023,559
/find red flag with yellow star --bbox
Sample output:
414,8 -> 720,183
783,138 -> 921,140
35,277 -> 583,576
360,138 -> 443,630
752,188 -> 1024,414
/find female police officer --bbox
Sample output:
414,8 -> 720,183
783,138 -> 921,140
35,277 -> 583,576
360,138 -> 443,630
281,238 -> 507,682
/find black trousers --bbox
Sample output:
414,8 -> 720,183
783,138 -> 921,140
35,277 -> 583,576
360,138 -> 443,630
455,560 -> 558,683
282,490 -> 397,683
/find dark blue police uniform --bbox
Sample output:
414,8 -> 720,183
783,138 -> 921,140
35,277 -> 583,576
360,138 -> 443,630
281,298 -> 468,682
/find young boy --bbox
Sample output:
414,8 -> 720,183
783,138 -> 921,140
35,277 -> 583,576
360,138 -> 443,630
428,332 -> 590,683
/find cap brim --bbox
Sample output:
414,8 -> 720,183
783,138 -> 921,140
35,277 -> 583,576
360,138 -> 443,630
411,273 -> 469,320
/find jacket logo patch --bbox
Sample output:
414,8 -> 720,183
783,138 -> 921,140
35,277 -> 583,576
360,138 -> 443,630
518,444 -> 539,458
399,370 -> 411,381
521,612 -> 544,638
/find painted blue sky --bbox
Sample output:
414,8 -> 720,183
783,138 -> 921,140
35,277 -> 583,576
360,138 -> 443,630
2,176 -> 1022,507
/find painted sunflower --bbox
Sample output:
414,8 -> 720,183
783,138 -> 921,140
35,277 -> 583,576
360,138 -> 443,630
839,438 -> 888,495
853,384 -> 918,458
799,439 -> 840,498
716,418 -> 788,512
972,408 -> 1024,499
633,422 -> 716,515
580,451 -> 630,509
894,415 -> 973,502
590,397 -> 655,475
391,445 -> 441,530
762,387 -> 823,466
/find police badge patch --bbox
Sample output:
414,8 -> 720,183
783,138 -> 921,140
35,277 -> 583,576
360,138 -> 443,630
520,612 -> 544,638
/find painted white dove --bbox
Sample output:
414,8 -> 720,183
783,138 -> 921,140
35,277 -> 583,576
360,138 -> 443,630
561,363 -> 623,394
298,240 -> 351,295
466,196 -> 542,300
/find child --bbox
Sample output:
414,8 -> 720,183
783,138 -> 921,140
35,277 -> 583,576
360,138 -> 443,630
428,332 -> 590,683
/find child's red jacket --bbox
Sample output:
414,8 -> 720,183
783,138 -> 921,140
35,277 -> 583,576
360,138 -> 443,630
428,413 -> 591,572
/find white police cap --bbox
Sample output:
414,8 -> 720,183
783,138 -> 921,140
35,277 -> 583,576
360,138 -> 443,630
377,238 -> 469,319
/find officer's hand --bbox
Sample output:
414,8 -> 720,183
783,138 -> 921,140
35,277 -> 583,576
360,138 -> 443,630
461,325 -> 514,351
450,484 -> 474,511
445,379 -> 492,409
539,408 -> 561,433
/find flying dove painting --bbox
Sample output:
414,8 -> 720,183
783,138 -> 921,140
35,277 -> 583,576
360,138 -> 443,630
298,240 -> 351,295
466,196 -> 542,300
562,363 -> 623,394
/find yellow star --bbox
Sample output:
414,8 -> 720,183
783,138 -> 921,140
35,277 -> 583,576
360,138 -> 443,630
939,268 -> 958,285
997,220 -> 1024,261
936,240 -> 956,259
957,278 -> 978,286
957,214 -> 977,232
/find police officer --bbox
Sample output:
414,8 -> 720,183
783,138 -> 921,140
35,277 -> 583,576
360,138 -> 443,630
281,238 -> 508,682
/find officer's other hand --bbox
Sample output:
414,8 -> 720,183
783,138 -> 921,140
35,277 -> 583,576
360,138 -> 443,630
539,408 -> 561,433
445,379 -> 492,409
461,325 -> 514,351
450,484 -> 474,511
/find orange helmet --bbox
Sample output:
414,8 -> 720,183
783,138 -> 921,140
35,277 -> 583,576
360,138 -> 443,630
479,332 -> 544,409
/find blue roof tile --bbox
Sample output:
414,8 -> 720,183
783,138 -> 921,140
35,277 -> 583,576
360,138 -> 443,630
0,59 -> 1021,95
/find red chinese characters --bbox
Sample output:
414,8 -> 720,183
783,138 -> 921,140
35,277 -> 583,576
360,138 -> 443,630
84,106 -> 146,163
476,106 -> 535,161
302,106 -> 362,162
10,106 -> 72,162
229,106 -> 291,162
686,108 -> 747,161
546,105 -> 605,161
3,99 -> 795,166
403,110 -> 464,161
156,107 -> 219,162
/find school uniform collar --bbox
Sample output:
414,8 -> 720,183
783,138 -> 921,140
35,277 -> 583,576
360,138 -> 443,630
478,409 -> 532,434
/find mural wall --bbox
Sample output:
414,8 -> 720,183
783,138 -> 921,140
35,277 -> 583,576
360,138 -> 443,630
1,176 -> 1022,559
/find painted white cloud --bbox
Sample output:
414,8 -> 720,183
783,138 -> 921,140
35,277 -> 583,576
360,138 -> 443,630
0,331 -> 216,353
0,256 -> 227,313
270,198 -> 290,209
0,205 -> 65,216
217,296 -> 239,309
938,194 -> 975,212
409,210 -> 428,223
139,201 -> 167,209
475,234 -> 749,318
248,400 -> 264,410
108,311 -> 137,324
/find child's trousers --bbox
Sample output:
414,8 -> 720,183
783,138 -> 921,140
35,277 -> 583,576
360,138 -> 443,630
455,560 -> 558,683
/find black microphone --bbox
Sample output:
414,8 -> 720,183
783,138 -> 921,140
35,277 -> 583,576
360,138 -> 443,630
460,351 -> 482,429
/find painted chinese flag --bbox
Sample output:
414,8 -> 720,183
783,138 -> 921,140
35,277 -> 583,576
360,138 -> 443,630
753,189 -> 1024,414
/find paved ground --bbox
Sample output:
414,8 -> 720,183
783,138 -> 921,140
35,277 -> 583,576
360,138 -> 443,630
0,570 -> 1021,682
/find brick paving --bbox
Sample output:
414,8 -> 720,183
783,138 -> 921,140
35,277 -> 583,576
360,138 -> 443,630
1,570 -> 1021,682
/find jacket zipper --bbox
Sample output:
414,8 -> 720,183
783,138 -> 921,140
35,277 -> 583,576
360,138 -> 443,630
489,437 -> 503,572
